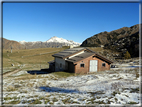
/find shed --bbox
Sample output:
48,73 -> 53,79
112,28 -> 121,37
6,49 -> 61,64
48,60 -> 55,72
51,47 -> 113,74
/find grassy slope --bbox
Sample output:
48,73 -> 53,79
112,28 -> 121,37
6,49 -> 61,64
3,48 -> 65,71
3,47 -> 117,72
3,47 -> 105,67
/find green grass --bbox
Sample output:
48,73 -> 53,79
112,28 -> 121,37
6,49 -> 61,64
30,99 -> 42,104
52,71 -> 75,78
7,100 -> 21,104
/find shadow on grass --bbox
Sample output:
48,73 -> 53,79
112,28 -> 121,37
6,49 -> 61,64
27,69 -> 75,76
39,86 -> 83,94
27,69 -> 55,75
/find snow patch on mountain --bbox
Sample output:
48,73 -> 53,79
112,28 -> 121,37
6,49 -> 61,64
45,36 -> 81,45
19,40 -> 26,44
19,36 -> 81,47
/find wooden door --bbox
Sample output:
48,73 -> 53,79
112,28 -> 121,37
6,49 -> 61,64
89,60 -> 98,72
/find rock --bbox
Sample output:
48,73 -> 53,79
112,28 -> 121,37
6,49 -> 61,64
111,65 -> 116,68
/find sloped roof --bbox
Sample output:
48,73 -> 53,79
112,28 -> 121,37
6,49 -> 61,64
66,52 -> 95,63
66,52 -> 113,64
52,47 -> 113,64
94,53 -> 113,64
52,47 -> 94,59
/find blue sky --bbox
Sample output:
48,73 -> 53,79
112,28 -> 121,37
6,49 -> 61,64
3,2 -> 139,43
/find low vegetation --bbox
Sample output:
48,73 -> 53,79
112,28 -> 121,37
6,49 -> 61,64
52,71 -> 75,78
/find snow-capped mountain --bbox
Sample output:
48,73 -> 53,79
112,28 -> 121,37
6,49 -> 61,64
19,40 -> 42,45
45,36 -> 81,46
19,40 -> 26,44
19,36 -> 81,49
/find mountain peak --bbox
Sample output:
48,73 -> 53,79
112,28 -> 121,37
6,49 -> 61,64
46,36 -> 80,44
19,40 -> 26,44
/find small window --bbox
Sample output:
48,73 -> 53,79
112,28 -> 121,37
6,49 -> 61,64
80,64 -> 85,68
102,63 -> 106,67
60,63 -> 62,68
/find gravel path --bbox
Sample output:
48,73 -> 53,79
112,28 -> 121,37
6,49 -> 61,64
3,69 -> 22,78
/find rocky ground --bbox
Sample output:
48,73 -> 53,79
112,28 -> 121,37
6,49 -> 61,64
2,59 -> 141,106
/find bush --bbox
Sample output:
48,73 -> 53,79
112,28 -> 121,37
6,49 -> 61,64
124,51 -> 131,59
128,101 -> 138,104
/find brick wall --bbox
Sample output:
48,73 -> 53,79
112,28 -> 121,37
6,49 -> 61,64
74,55 -> 110,74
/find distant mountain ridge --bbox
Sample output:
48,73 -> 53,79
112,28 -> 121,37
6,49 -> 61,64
2,38 -> 25,49
2,36 -> 81,49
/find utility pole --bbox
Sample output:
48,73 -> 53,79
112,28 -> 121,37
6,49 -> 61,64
11,46 -> 12,53
40,54 -> 41,70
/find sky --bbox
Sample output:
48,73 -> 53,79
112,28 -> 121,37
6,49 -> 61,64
3,2 -> 139,43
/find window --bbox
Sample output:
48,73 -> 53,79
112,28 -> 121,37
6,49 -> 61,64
60,63 -> 62,68
80,63 -> 85,68
102,63 -> 106,67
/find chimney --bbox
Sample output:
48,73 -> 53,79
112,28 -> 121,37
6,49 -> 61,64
70,45 -> 73,49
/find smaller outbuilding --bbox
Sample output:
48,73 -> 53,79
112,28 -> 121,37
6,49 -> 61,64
49,47 -> 113,74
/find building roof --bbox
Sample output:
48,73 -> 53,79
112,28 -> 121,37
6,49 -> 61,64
52,47 -> 113,64
66,52 -> 113,64
52,47 -> 94,59
94,53 -> 113,64
66,52 -> 95,63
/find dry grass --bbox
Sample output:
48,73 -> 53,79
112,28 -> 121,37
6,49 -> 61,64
88,47 -> 104,52
6,85 -> 17,92
15,73 -> 38,80
3,48 -> 64,68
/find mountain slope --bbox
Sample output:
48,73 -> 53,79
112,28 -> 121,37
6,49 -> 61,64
81,24 -> 139,47
2,38 -> 24,49
81,24 -> 139,57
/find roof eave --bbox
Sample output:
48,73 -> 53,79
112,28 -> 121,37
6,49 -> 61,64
95,54 -> 113,64
52,55 -> 64,59
62,48 -> 87,59
72,53 -> 96,64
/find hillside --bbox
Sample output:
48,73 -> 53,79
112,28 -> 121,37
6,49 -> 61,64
81,24 -> 139,58
2,38 -> 24,49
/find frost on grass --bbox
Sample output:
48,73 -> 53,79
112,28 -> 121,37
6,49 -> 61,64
3,68 -> 140,106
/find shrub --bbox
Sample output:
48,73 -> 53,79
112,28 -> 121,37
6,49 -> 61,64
128,101 -> 138,104
52,97 -> 58,102
111,91 -> 118,96
94,100 -> 106,104
31,99 -> 42,104
124,51 -> 131,59
130,87 -> 139,93
114,97 -> 118,102
62,98 -> 71,104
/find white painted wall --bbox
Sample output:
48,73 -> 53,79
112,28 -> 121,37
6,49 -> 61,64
54,50 -> 85,71
55,57 -> 66,71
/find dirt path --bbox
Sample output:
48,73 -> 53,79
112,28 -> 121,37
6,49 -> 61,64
3,69 -> 22,78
